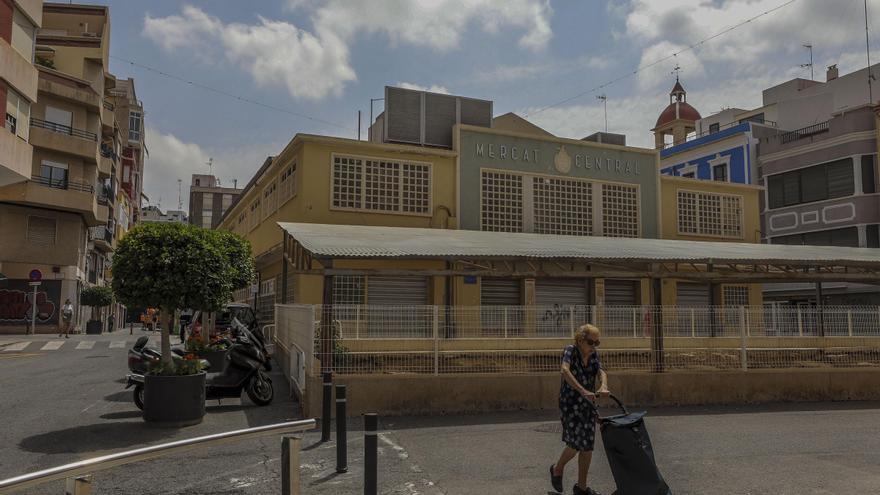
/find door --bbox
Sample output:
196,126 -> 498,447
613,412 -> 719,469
536,278 -> 591,335
480,278 -> 522,336
367,277 -> 429,337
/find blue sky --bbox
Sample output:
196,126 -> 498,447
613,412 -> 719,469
97,0 -> 879,212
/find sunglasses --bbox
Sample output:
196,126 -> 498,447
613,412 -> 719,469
585,338 -> 601,347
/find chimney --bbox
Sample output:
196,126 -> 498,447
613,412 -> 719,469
826,64 -> 839,82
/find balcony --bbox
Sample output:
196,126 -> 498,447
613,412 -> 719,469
99,143 -> 117,176
101,100 -> 115,131
0,176 -> 101,226
0,38 -> 39,102
89,225 -> 114,252
37,68 -> 101,110
29,118 -> 99,163
0,128 -> 33,187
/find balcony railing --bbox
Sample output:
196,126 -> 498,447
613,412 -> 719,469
30,117 -> 97,142
90,225 -> 113,244
778,121 -> 830,144
662,118 -> 777,150
31,175 -> 95,193
102,99 -> 115,111
100,143 -> 118,163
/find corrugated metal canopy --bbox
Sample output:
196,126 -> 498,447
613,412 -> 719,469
278,223 -> 880,267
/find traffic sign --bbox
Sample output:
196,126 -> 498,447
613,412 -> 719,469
29,269 -> 42,282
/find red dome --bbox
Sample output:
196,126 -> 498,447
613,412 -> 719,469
655,101 -> 702,128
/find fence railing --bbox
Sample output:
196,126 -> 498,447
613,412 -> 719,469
30,175 -> 94,193
30,117 -> 97,141
778,121 -> 830,144
275,305 -> 880,378
0,420 -> 315,494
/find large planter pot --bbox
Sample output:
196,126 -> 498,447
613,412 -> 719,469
143,372 -> 206,427
197,349 -> 228,372
85,320 -> 103,334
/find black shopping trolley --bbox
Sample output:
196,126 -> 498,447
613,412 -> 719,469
591,395 -> 671,495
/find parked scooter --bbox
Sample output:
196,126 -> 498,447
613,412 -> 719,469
126,320 -> 274,410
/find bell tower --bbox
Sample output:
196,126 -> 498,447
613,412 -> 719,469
652,77 -> 701,149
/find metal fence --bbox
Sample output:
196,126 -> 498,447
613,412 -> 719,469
274,305 -> 880,378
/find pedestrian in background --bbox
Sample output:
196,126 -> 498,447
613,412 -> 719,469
550,324 -> 610,495
59,299 -> 74,338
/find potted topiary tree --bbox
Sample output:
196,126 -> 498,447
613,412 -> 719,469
112,222 -> 234,426
80,286 -> 113,334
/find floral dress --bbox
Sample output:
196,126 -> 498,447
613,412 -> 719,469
559,344 -> 602,451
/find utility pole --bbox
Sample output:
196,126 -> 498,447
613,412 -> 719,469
800,43 -> 814,80
596,94 -> 607,133
865,0 -> 874,104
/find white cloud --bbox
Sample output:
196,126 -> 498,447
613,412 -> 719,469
635,41 -> 704,91
396,82 -> 450,94
143,127 -> 280,212
144,1 -> 553,100
469,55 -> 609,86
144,8 -> 354,100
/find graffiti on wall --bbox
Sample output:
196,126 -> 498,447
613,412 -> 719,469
0,280 -> 61,325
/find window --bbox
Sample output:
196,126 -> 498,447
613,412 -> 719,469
681,172 -> 695,179
533,177 -> 593,236
862,155 -> 876,194
331,155 -> 431,214
45,106 -> 72,131
249,199 -> 261,230
11,8 -> 36,62
129,111 -> 142,141
203,193 -> 213,210
867,225 -> 880,248
27,216 -> 56,245
195,178 -> 201,187
723,286 -> 749,307
601,183 -> 639,237
481,171 -> 523,232
772,226 -> 859,247
709,123 -> 720,134
262,182 -> 277,220
678,190 -> 743,238
260,279 -> 275,296
39,161 -> 68,188
767,158 -> 854,209
712,163 -> 728,182
279,163 -> 296,204
4,89 -> 30,140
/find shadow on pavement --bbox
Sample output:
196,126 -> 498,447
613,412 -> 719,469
100,411 -> 142,420
103,391 -> 131,403
19,422 -> 179,454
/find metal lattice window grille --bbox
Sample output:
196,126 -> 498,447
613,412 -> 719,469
533,176 -> 593,235
332,156 -> 363,209
365,160 -> 400,211
601,183 -> 639,237
723,285 -> 749,306
332,276 -> 366,321
332,155 -> 431,214
402,163 -> 430,213
481,171 -> 523,232
677,190 -> 743,238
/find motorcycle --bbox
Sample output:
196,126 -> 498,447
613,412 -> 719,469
125,320 -> 274,410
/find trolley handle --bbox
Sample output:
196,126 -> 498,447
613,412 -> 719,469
585,392 -> 628,416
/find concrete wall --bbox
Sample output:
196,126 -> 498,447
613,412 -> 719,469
303,368 -> 880,417
659,175 -> 763,243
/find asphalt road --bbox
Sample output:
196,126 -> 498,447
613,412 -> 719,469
2,333 -> 880,494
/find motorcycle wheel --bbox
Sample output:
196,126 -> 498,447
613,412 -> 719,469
133,385 -> 145,411
246,373 -> 274,406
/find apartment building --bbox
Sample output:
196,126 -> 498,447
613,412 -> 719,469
141,205 -> 187,223
188,174 -> 241,229
0,2 -> 125,333
109,77 -> 144,226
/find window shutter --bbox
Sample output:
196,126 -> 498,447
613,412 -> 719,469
27,217 -> 57,245
825,159 -> 854,199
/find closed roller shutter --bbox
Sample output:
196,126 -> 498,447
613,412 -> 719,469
604,280 -> 639,306
367,276 -> 428,305
481,278 -> 521,305
676,282 -> 711,306
536,279 -> 589,306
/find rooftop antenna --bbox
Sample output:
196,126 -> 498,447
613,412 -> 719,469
206,157 -> 213,177
800,43 -> 814,80
864,0 -> 874,104
596,94 -> 607,132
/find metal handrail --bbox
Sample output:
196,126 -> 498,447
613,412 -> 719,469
30,117 -> 97,141
30,175 -> 94,193
0,419 -> 315,494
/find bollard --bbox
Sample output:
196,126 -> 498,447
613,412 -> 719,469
336,384 -> 348,473
65,475 -> 92,495
321,372 -> 332,442
281,434 -> 302,495
364,413 -> 378,495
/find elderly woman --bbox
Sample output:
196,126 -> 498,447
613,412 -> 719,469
550,324 -> 609,495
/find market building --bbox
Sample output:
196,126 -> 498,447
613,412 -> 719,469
219,85 -> 765,320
